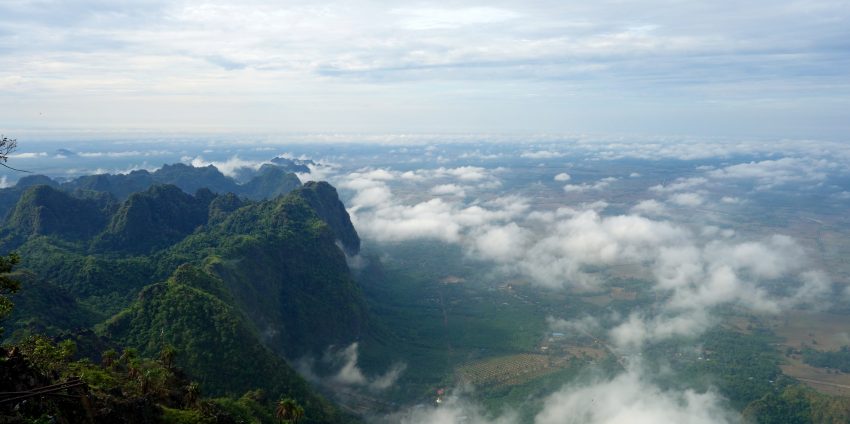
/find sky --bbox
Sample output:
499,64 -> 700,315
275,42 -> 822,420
1,0 -> 849,138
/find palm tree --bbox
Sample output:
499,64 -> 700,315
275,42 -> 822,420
276,398 -> 304,423
102,349 -> 117,368
185,382 -> 200,408
292,405 -> 305,423
159,344 -> 176,369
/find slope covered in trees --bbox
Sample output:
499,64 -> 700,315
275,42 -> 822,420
0,162 -> 365,423
0,158 -> 303,221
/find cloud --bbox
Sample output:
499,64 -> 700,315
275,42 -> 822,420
554,172 -> 571,182
522,150 -> 565,159
650,177 -> 707,193
3,1 -> 850,135
431,183 -> 467,197
186,155 -> 270,178
339,160 -> 833,351
470,222 -> 529,262
8,152 -> 47,159
392,7 -> 520,31
563,177 -> 617,193
536,368 -> 736,424
390,392 -> 517,424
469,208 -> 830,348
300,343 -> 406,392
337,166 -> 512,243
668,192 -> 704,207
78,150 -> 172,158
631,199 -> 668,216
392,365 -> 736,424
547,315 -> 602,336
707,157 -> 833,189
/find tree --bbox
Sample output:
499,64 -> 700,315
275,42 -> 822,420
159,344 -> 177,369
0,252 -> 21,335
0,135 -> 26,172
275,398 -> 305,423
102,348 -> 118,368
291,404 -> 305,423
184,382 -> 200,408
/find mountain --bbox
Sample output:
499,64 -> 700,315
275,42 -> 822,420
62,161 -> 304,201
0,159 -> 306,228
94,185 -> 213,254
65,170 -> 157,200
171,184 -> 368,357
5,185 -> 113,240
270,156 -> 312,173
4,270 -> 98,338
0,171 -> 368,422
102,264 -> 349,423
239,164 -> 302,200
290,181 -> 360,255
0,175 -> 61,221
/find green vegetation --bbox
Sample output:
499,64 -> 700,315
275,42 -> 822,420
802,346 -> 850,372
0,252 -> 20,334
0,334 -> 304,423
101,264 -> 345,422
744,384 -> 850,423
63,161 -> 301,201
0,174 -> 367,423
94,185 -> 213,254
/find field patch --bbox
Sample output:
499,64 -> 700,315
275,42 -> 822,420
456,354 -> 562,388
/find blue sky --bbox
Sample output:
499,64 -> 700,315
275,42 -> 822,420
1,0 -> 849,138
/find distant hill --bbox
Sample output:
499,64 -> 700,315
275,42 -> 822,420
0,175 -> 61,223
93,185 -> 214,254
6,185 -> 113,240
0,158 -> 305,223
62,161 -> 302,201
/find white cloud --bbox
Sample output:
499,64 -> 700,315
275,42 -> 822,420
536,369 -> 735,424
337,166 -> 512,243
563,177 -> 617,193
522,150 -> 565,159
471,222 -> 529,262
668,192 -> 704,207
331,343 -> 368,386
394,366 -> 735,424
554,172 -> 571,182
8,152 -> 47,159
78,150 -> 172,158
392,7 -> 520,31
631,199 -> 668,216
707,157 -> 833,189
338,159 -> 833,352
431,183 -> 467,197
186,155 -> 270,178
393,393 -> 517,424
650,177 -> 707,193
301,343 -> 406,392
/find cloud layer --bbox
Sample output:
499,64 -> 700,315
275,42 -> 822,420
2,1 -> 850,135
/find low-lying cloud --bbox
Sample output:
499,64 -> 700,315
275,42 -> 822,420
390,364 -> 736,424
298,343 -> 406,392
339,164 -> 833,351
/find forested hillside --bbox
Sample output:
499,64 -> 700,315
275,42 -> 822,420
0,162 -> 365,423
